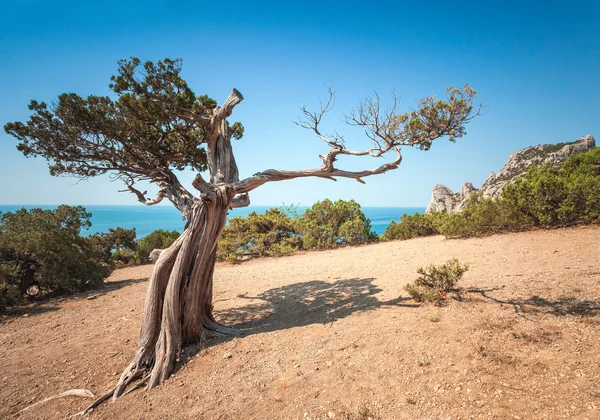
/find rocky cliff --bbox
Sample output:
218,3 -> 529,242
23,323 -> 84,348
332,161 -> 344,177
425,135 -> 596,214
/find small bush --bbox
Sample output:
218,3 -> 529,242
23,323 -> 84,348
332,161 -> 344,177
87,227 -> 138,267
404,258 -> 469,303
135,229 -> 180,264
217,208 -> 301,262
297,199 -> 377,249
0,206 -> 112,311
382,212 -> 439,241
435,193 -> 533,238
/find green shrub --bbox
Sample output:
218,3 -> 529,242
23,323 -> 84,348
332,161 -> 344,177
216,199 -> 378,262
435,193 -> 533,238
217,208 -> 301,262
135,229 -> 181,264
404,258 -> 469,303
297,199 -> 377,249
88,227 -> 138,267
502,147 -> 600,226
0,206 -> 111,311
428,147 -> 600,238
382,212 -> 439,241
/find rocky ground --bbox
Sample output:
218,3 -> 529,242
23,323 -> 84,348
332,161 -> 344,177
1,226 -> 599,419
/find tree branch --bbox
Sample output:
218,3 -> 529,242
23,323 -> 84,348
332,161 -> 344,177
230,85 -> 480,195
229,193 -> 250,209
230,149 -> 402,194
294,86 -> 339,151
191,173 -> 214,195
119,170 -> 196,218
120,181 -> 166,206
208,89 -> 244,142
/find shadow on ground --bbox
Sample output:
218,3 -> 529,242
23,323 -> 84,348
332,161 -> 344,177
177,277 -> 417,365
1,277 -> 149,321
218,277 -> 416,333
465,287 -> 600,317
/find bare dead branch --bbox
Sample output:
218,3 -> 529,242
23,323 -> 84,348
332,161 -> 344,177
191,173 -> 214,195
294,86 -> 339,150
230,148 -> 402,194
120,180 -> 165,205
233,85 -> 480,195
229,193 -> 250,209
208,89 -> 244,141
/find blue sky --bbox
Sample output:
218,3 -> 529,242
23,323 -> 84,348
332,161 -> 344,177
1,0 -> 598,207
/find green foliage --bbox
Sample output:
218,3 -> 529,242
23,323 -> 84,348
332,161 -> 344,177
404,258 -> 469,303
135,229 -> 181,264
0,206 -> 111,311
502,147 -> 600,226
4,58 -> 244,183
88,227 -> 138,267
384,147 -> 600,241
217,200 -> 377,262
297,199 -> 377,249
217,208 -> 301,263
434,193 -> 533,238
382,212 -> 439,241
385,85 -> 479,151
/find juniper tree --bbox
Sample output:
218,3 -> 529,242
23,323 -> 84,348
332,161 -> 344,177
4,58 -> 481,410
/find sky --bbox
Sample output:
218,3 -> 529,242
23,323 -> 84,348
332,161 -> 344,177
1,0 -> 598,207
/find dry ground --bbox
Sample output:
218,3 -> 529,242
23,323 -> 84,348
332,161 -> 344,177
1,226 -> 599,419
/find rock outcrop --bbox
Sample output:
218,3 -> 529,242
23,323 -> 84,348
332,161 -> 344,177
425,135 -> 596,214
426,182 -> 476,214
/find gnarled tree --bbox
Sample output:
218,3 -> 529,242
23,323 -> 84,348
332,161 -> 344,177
4,58 -> 481,411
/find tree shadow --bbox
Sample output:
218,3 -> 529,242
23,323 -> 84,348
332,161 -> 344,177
178,277 -> 417,365
465,287 -> 600,317
1,277 -> 149,321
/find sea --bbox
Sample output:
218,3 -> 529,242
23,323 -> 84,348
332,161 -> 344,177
0,205 -> 426,237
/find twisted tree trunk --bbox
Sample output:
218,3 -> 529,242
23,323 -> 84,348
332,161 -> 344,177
84,92 -> 246,414
84,189 -> 235,412
116,188 -> 232,396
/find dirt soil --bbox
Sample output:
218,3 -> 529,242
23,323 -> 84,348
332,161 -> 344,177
1,226 -> 599,419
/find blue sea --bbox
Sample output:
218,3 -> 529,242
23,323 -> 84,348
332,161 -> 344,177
0,205 -> 426,237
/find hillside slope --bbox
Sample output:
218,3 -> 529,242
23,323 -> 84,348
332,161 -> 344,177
1,226 -> 599,419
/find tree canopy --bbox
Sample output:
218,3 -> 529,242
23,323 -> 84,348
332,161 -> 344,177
5,57 -> 481,217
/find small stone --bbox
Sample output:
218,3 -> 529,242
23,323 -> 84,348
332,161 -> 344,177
87,295 -> 97,300
325,361 -> 333,367
223,352 -> 232,359
327,412 -> 335,418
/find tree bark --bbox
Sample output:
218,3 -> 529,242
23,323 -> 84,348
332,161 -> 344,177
83,191 -> 234,414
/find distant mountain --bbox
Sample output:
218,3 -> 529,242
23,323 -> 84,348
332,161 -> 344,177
425,135 -> 596,214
